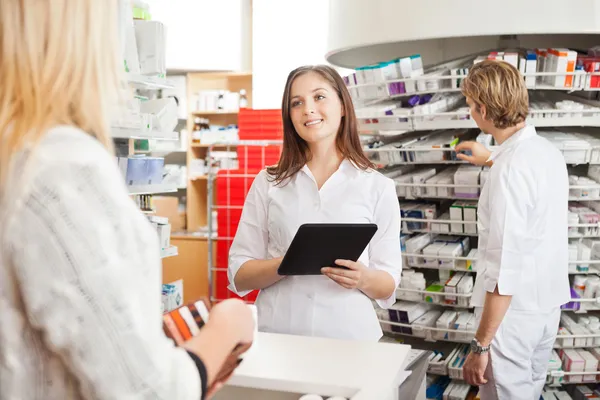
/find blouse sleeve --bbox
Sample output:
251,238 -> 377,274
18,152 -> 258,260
368,178 -> 402,309
5,148 -> 203,400
228,170 -> 270,297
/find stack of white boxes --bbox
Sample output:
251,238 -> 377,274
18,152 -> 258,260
148,215 -> 171,251
454,165 -> 482,199
404,233 -> 432,267
412,310 -> 443,340
395,168 -> 435,198
449,201 -> 478,235
444,272 -> 474,307
134,21 -> 167,75
556,314 -> 600,384
435,310 -> 458,341
425,166 -> 460,198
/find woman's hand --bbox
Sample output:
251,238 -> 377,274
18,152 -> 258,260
209,299 -> 255,344
321,259 -> 370,290
200,299 -> 255,398
454,141 -> 493,166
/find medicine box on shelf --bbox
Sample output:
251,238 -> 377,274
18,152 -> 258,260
434,310 -> 458,341
427,345 -> 460,376
387,301 -> 432,335
447,344 -> 469,380
118,156 -> 164,186
148,215 -> 171,250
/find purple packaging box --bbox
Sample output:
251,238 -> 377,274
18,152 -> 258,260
561,288 -> 580,311
125,158 -> 148,186
146,157 -> 164,185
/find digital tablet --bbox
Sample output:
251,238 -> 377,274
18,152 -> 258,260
277,223 -> 378,276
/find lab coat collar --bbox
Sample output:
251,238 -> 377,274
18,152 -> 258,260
487,125 -> 537,163
300,158 -> 358,184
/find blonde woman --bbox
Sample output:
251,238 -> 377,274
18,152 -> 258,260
0,1 -> 253,399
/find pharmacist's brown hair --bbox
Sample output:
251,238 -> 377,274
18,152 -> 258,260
461,60 -> 529,129
267,65 -> 374,184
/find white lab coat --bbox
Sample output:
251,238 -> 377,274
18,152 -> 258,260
228,160 -> 402,342
472,125 -> 570,399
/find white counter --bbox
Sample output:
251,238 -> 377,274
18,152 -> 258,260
215,332 -> 411,400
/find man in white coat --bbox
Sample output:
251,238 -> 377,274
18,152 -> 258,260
455,60 -> 570,399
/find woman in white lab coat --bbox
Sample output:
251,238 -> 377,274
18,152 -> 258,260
228,65 -> 402,342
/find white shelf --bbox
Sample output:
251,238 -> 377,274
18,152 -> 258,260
570,197 -> 600,201
349,75 -> 600,97
531,116 -> 600,128
411,119 -> 475,131
379,319 -> 474,343
404,264 -> 596,275
569,233 -> 600,239
358,115 -> 600,134
161,246 -> 178,259
358,119 -> 411,133
402,217 -> 476,225
376,160 -> 468,166
395,296 -> 473,309
404,228 -> 479,237
403,252 -> 475,262
127,73 -> 175,90
569,268 -> 600,275
405,264 -> 476,273
127,184 -> 178,195
396,288 -> 472,298
380,318 -> 600,345
112,127 -> 179,141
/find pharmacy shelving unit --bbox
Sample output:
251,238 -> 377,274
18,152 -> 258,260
363,95 -> 600,387
185,72 -> 253,232
326,0 -> 600,394
116,19 -> 181,264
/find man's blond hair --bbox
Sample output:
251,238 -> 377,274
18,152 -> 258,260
461,59 -> 529,129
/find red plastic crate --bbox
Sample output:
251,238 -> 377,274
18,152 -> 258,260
215,270 -> 230,300
217,206 -> 242,234
237,145 -> 281,169
216,239 -> 232,269
238,108 -> 284,140
214,266 -> 259,303
236,145 -> 281,160
239,108 -> 281,121
238,129 -> 283,140
216,173 -> 257,206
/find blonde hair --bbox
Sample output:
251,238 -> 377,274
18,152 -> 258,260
461,59 -> 529,129
0,0 -> 126,191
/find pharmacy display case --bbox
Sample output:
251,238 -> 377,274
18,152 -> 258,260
326,1 -> 600,397
115,3 -> 188,311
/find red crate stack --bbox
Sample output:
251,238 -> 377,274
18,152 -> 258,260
237,145 -> 281,171
213,109 -> 283,303
238,108 -> 283,140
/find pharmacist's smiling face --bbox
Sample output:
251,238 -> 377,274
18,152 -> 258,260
289,71 -> 344,145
